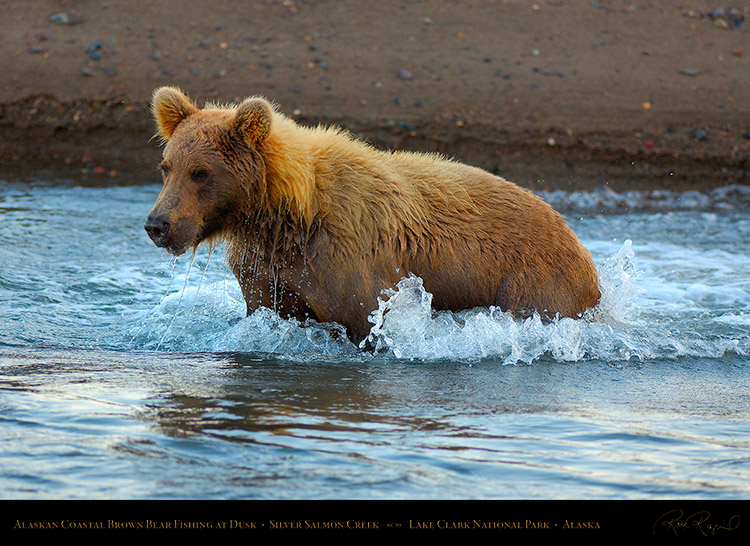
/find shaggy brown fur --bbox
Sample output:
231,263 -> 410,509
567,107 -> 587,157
145,87 -> 600,343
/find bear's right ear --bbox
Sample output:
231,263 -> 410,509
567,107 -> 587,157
152,87 -> 199,141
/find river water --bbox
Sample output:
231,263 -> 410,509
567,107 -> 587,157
0,179 -> 748,500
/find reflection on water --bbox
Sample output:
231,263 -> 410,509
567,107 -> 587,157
2,346 -> 748,499
0,180 -> 749,499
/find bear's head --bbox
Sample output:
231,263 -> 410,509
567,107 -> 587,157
144,87 -> 272,255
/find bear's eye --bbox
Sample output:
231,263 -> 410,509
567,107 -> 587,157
159,164 -> 170,177
191,169 -> 209,183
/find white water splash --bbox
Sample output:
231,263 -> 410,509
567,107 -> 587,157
127,239 -> 748,364
360,272 -> 626,364
129,280 -> 358,356
358,240 -> 748,363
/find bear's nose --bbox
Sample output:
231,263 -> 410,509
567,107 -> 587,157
144,215 -> 170,244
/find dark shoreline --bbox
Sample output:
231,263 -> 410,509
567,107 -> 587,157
1,96 -> 747,193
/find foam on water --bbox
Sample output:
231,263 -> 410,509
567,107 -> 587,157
129,277 -> 358,357
539,184 -> 750,214
126,239 -> 749,364
360,242 -> 644,363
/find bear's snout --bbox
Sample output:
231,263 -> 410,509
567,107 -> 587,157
144,215 -> 170,246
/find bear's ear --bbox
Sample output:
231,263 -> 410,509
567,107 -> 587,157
235,98 -> 273,146
152,87 -> 199,141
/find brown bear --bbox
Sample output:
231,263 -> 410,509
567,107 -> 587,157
145,87 -> 600,344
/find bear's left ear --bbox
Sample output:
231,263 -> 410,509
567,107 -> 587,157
235,98 -> 273,146
152,87 -> 199,141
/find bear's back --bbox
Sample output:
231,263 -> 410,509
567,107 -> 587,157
306,137 -> 599,321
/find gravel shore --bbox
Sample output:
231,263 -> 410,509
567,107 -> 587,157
2,1 -> 748,190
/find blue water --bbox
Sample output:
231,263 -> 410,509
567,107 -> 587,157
0,179 -> 749,499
